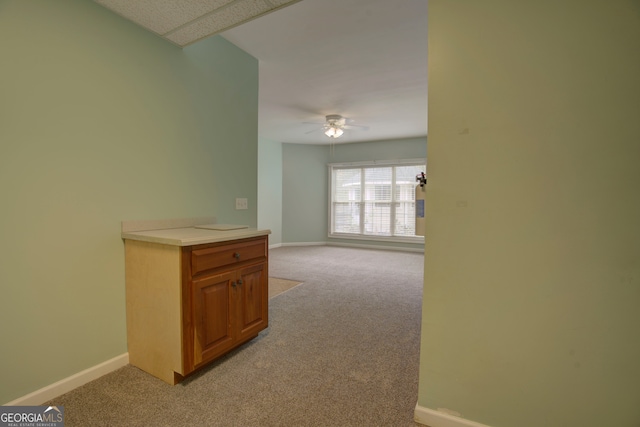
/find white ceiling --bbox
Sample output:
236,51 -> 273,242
95,0 -> 428,145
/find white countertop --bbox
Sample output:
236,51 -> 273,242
122,225 -> 271,246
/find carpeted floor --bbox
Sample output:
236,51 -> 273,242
47,246 -> 425,426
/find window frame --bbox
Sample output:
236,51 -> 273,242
328,158 -> 426,244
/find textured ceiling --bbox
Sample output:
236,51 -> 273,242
94,0 -> 301,46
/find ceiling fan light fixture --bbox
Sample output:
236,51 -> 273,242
324,126 -> 344,138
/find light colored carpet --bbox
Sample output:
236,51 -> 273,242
268,277 -> 303,299
47,246 -> 424,426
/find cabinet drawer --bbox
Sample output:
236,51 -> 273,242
191,239 -> 266,275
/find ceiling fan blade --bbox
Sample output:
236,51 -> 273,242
343,124 -> 369,131
304,127 -> 324,134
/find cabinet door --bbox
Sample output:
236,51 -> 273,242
192,271 -> 235,366
235,262 -> 268,342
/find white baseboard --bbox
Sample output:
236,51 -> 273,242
278,241 -> 424,253
414,404 -> 492,427
327,241 -> 424,253
4,353 -> 129,406
279,242 -> 327,247
268,243 -> 282,249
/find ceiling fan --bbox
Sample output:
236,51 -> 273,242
304,114 -> 369,139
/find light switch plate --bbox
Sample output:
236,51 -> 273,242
235,198 -> 248,210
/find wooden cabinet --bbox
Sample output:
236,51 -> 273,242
124,235 -> 268,385
188,239 -> 268,370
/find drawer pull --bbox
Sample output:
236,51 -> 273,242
234,252 -> 241,259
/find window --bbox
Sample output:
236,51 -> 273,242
329,159 -> 426,242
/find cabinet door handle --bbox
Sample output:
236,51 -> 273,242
237,279 -> 243,286
234,252 -> 241,260
231,281 -> 237,288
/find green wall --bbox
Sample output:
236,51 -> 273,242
282,143 -> 329,244
282,138 -> 426,249
418,1 -> 640,426
258,138 -> 283,245
0,0 -> 258,404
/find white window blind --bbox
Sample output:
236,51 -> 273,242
329,160 -> 425,242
